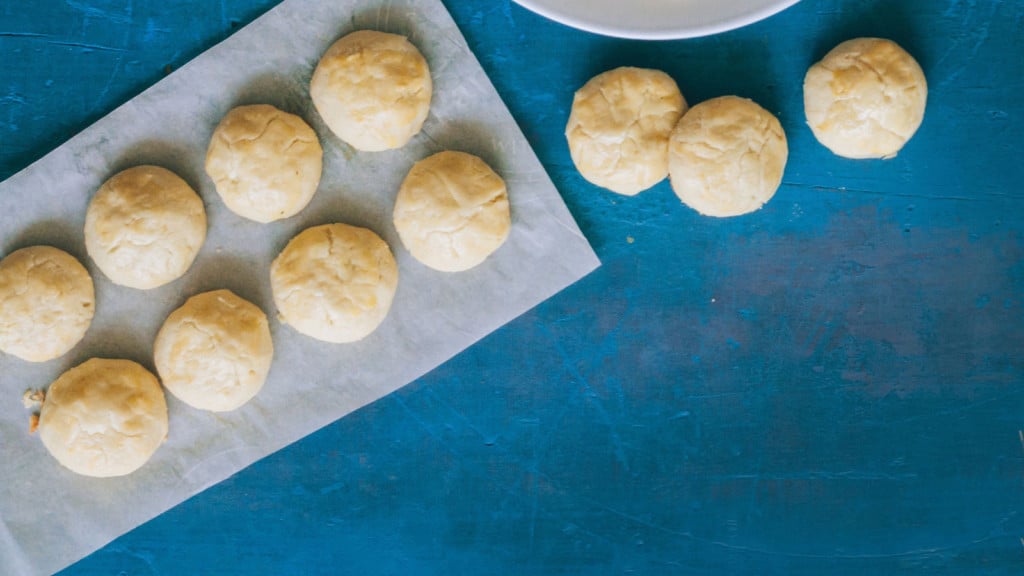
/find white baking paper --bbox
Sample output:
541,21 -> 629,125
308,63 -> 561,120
0,1 -> 599,573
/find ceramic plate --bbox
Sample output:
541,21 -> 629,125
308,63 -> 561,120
513,0 -> 800,40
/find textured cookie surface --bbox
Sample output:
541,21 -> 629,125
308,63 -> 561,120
394,151 -> 510,272
271,223 -> 398,343
804,37 -> 928,159
38,358 -> 168,478
205,104 -> 322,223
154,289 -> 273,412
566,67 -> 687,195
85,165 -> 206,289
669,96 -> 788,218
0,246 -> 94,362
311,30 -> 432,151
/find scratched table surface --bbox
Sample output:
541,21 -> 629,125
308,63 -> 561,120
1,0 -> 1022,574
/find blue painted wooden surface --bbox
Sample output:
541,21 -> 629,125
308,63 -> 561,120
2,0 -> 1023,573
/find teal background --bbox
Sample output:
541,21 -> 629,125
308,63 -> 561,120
1,0 -> 1022,573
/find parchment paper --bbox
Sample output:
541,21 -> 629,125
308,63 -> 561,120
0,1 -> 599,573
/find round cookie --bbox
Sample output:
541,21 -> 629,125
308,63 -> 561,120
154,290 -> 273,412
565,67 -> 687,196
205,104 -> 323,223
310,30 -> 432,152
668,96 -> 788,218
393,151 -> 510,272
38,358 -> 168,478
0,246 -> 94,362
804,37 -> 927,159
85,165 -> 206,289
271,224 -> 398,343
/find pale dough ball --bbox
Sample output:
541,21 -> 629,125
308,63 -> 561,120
154,290 -> 273,412
668,96 -> 788,218
565,67 -> 687,196
393,151 -> 510,272
38,358 -> 168,478
311,30 -> 432,151
85,166 -> 206,289
205,104 -> 323,223
271,224 -> 398,343
804,37 -> 928,159
0,246 -> 94,362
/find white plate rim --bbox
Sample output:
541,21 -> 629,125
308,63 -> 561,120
512,0 -> 801,40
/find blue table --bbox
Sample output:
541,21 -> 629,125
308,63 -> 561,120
2,1 -> 1022,573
